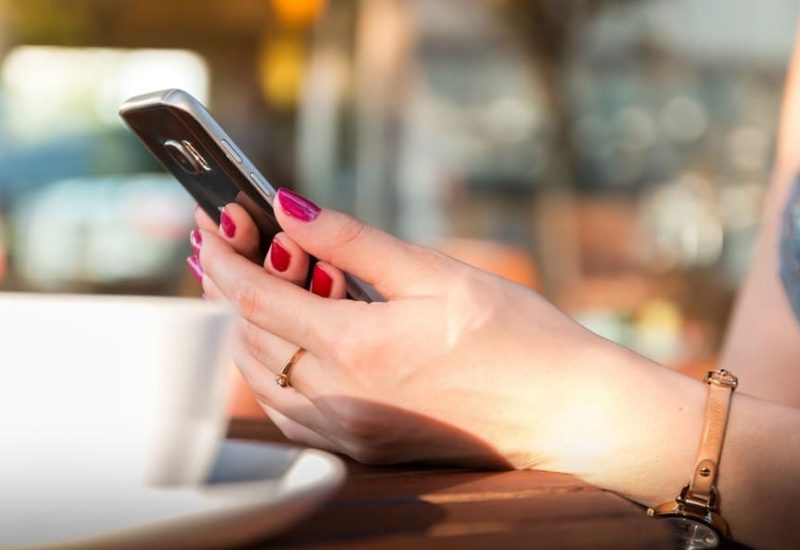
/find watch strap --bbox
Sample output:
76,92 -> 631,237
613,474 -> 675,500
685,369 -> 738,508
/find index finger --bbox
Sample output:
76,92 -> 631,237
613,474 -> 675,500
198,230 -> 342,353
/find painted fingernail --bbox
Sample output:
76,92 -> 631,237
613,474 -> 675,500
186,255 -> 203,283
189,230 -> 203,253
311,264 -> 333,297
220,208 -> 236,239
276,188 -> 321,222
270,239 -> 291,272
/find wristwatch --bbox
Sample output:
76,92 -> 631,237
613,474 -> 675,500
647,369 -> 738,549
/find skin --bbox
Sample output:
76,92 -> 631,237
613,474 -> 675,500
189,35 -> 800,548
193,195 -> 800,549
719,29 -> 800,407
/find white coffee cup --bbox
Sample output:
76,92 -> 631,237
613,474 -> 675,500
0,293 -> 233,497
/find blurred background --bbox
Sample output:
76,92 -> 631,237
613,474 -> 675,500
0,0 -> 798,376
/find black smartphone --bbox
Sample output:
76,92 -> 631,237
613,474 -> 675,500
119,88 -> 381,302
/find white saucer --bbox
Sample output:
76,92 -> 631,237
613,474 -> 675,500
0,440 -> 346,549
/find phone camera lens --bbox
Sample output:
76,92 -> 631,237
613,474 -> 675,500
164,139 -> 202,175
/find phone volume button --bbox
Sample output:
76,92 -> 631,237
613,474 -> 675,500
220,139 -> 242,163
249,172 -> 273,198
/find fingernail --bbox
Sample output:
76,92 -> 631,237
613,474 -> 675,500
311,264 -> 333,297
189,230 -> 203,253
270,239 -> 291,272
186,255 -> 203,283
276,188 -> 321,222
220,208 -> 236,239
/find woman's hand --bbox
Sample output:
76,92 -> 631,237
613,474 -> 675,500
191,189 -> 689,476
192,189 -> 800,550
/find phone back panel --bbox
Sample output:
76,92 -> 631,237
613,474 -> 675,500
120,89 -> 383,302
120,89 -> 281,256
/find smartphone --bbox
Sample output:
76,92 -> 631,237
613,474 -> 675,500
119,88 -> 381,302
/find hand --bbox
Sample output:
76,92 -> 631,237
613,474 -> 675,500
189,201 -> 346,301
191,189 -> 661,473
189,201 -> 349,435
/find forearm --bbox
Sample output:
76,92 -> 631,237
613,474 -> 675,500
568,345 -> 800,549
719,23 -> 800,407
719,393 -> 800,548
719,162 -> 800,407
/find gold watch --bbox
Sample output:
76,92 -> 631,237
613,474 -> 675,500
647,369 -> 738,549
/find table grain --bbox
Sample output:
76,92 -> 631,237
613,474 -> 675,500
228,419 -> 674,549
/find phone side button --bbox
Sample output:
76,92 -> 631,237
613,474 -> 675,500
250,172 -> 273,198
220,139 -> 243,163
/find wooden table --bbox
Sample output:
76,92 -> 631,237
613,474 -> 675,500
228,419 -> 674,549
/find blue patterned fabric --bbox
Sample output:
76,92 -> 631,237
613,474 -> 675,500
780,175 -> 800,322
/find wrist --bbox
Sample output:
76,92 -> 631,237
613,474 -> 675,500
541,340 -> 707,506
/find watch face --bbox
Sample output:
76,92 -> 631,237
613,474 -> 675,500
663,516 -> 720,549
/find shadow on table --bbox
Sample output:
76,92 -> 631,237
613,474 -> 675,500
229,394 -> 676,549
230,396 -> 532,548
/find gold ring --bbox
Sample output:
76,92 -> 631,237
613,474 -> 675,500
275,348 -> 306,388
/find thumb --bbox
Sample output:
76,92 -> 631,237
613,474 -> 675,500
273,188 -> 431,299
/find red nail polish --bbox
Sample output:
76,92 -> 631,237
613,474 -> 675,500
276,188 -> 321,222
220,209 -> 236,238
186,255 -> 203,283
270,240 -> 291,272
311,264 -> 333,297
190,230 -> 203,253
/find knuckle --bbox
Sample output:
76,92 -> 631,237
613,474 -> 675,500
320,400 -> 393,465
328,215 -> 367,266
423,247 -> 452,269
320,304 -> 376,366
413,246 -> 451,278
333,402 -> 383,446
329,335 -> 372,378
326,326 -> 361,365
231,280 -> 264,320
335,215 -> 367,249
